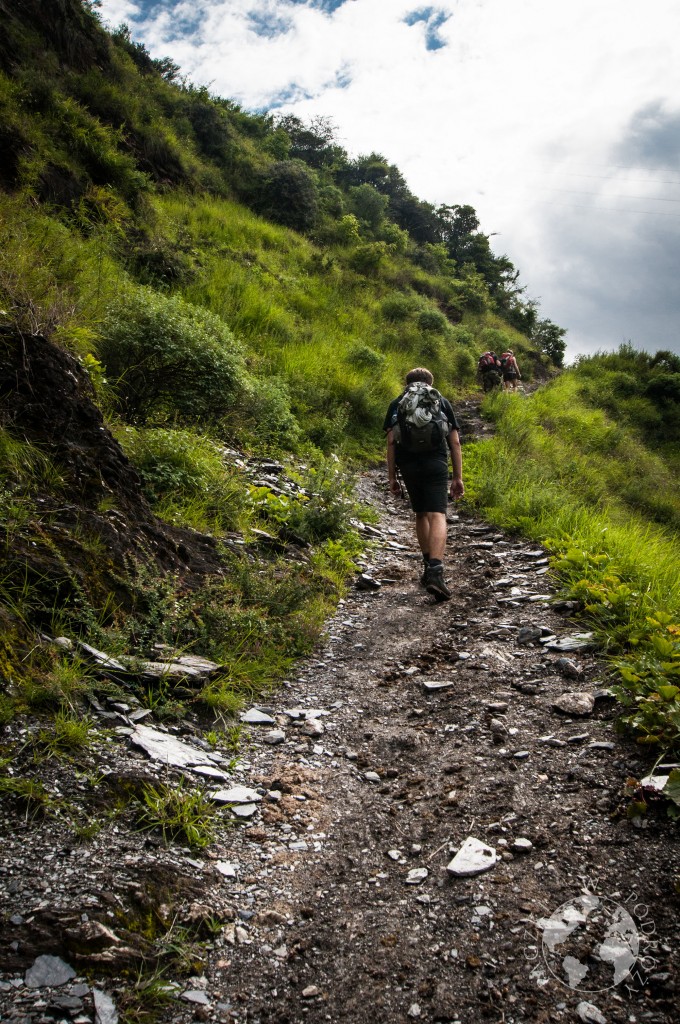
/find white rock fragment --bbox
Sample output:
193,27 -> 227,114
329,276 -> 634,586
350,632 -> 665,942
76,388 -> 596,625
301,718 -> 325,737
422,680 -> 455,693
130,725 -> 216,769
576,1001 -> 607,1024
240,709 -> 275,725
302,986 -> 319,999
231,803 -> 258,819
215,861 -> 238,878
182,991 -> 210,1006
364,771 -> 381,782
387,849 -> 402,861
25,956 -> 76,989
93,988 -> 118,1024
262,730 -> 286,745
512,838 -> 533,853
210,785 -> 261,805
552,692 -> 595,716
446,837 -> 497,877
405,868 -> 429,885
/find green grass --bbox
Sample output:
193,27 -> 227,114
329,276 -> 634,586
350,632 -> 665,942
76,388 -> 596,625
465,368 -> 680,752
135,781 -> 219,849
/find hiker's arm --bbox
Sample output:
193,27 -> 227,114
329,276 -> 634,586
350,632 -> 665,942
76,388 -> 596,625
386,430 -> 401,495
448,430 -> 464,499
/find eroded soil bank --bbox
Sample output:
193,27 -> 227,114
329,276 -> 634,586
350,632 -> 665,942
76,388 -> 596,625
1,469 -> 678,1024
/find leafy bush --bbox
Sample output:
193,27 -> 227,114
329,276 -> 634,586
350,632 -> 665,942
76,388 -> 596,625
98,287 -> 248,424
381,295 -> 414,322
252,160 -> 319,232
417,308 -> 448,333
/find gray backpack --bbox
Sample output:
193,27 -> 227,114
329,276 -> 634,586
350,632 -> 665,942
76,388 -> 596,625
392,383 -> 450,453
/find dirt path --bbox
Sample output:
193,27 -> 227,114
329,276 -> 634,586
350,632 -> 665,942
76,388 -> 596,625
186,469 -> 678,1024
1,424 -> 678,1024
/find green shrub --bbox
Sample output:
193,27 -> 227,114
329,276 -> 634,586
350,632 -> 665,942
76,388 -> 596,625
417,308 -> 448,333
252,160 -> 319,232
98,287 -> 248,424
381,295 -> 414,323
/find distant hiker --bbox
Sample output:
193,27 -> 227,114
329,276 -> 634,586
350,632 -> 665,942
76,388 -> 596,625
384,367 -> 464,601
500,349 -> 521,391
478,351 -> 503,392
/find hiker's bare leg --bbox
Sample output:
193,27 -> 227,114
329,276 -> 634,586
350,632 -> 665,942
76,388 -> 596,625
427,512 -> 447,560
415,513 -> 430,556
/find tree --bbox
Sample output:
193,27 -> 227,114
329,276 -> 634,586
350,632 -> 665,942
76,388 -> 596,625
253,161 -> 319,232
533,318 -> 567,367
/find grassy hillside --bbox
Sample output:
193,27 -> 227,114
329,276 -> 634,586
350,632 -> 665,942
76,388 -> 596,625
466,347 -> 680,756
0,0 -> 555,724
6,1 -> 680,764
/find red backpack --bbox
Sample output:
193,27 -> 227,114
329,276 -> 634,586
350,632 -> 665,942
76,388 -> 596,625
478,352 -> 497,371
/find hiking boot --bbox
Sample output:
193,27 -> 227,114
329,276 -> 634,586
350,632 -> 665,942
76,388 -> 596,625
423,564 -> 451,601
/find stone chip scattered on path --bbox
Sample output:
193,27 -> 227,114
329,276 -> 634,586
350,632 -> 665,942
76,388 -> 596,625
447,837 -> 497,877
25,955 -> 76,989
552,692 -> 595,716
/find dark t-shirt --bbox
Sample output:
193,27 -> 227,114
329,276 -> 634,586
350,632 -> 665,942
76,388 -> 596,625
383,392 -> 460,466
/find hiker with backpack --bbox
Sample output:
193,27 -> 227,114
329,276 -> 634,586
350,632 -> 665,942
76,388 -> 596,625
500,349 -> 521,390
478,351 -> 503,392
384,367 -> 464,601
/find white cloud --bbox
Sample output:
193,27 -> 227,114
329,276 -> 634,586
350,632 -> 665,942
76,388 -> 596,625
98,0 -> 680,359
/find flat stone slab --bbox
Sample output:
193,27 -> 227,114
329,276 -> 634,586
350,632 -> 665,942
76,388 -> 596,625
447,837 -> 497,877
76,642 -> 127,673
130,724 -> 216,769
240,709 -> 276,725
552,692 -> 595,716
211,786 -> 261,804
191,765 -> 228,782
25,955 -> 76,989
405,868 -> 429,885
422,680 -> 455,693
231,803 -> 258,819
93,988 -> 118,1024
544,633 -> 595,652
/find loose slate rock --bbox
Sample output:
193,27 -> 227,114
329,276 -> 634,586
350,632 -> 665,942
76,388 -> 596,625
552,692 -> 595,716
93,988 -> 118,1024
355,573 -> 381,591
556,657 -> 583,679
240,709 -> 275,725
130,724 -> 216,769
423,680 -> 455,693
544,633 -> 595,652
211,786 -> 261,804
262,730 -> 286,745
447,837 -> 497,877
516,626 -> 542,645
405,868 -> 429,885
576,1002 -> 607,1024
25,955 -> 77,989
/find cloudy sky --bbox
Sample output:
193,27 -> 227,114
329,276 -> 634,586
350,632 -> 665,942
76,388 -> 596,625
98,0 -> 680,361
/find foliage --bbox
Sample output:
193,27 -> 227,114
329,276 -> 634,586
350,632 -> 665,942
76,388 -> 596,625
117,426 -> 248,533
135,781 -> 219,849
97,287 -> 248,425
464,357 -> 680,752
252,160 -> 319,232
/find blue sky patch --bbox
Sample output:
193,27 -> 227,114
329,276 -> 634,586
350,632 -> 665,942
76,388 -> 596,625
287,0 -> 352,12
130,0 -> 204,39
403,6 -> 451,51
247,9 -> 293,38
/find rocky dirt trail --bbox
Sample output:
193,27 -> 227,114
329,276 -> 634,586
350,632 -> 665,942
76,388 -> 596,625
1,403 -> 678,1024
